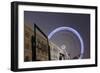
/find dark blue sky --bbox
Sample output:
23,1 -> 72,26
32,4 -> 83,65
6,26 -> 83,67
24,11 -> 90,59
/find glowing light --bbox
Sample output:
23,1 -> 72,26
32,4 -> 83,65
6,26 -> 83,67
61,45 -> 66,50
48,27 -> 84,59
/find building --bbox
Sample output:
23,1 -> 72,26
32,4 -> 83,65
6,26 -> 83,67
49,41 -> 60,60
49,41 -> 70,60
24,23 -> 70,62
35,24 -> 50,61
24,24 -> 50,62
24,24 -> 34,62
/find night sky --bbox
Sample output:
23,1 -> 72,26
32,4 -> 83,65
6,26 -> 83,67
24,11 -> 90,59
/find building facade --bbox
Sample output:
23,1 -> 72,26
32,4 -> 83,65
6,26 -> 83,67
24,24 -> 70,62
24,24 -> 34,61
24,24 -> 50,62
